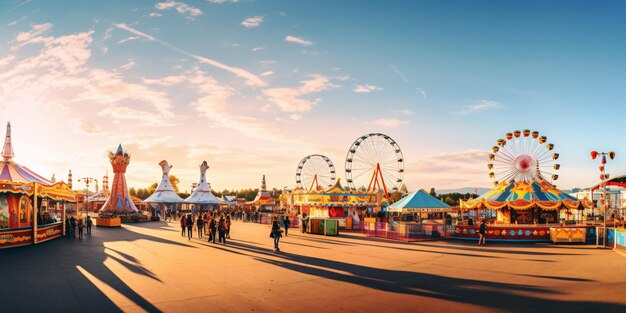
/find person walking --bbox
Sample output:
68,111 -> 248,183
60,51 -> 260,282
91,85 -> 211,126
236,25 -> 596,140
283,215 -> 290,236
301,213 -> 308,234
226,215 -> 232,239
478,219 -> 487,246
218,216 -> 226,245
180,215 -> 187,237
70,215 -> 77,239
196,215 -> 204,239
208,217 -> 217,243
77,217 -> 85,240
186,214 -> 193,240
65,217 -> 72,238
86,216 -> 93,236
271,217 -> 282,253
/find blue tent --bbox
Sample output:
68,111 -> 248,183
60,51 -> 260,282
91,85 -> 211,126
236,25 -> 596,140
387,189 -> 451,212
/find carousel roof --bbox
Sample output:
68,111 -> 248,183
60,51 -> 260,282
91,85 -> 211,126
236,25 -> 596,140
461,179 -> 580,211
248,175 -> 275,205
325,178 -> 346,193
184,161 -> 221,205
387,189 -> 450,212
144,160 -> 184,204
0,122 -> 75,202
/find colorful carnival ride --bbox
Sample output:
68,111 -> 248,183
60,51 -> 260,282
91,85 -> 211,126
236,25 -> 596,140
459,130 -> 593,242
282,133 -> 404,229
0,122 -> 76,248
97,145 -> 139,226
246,175 -> 276,211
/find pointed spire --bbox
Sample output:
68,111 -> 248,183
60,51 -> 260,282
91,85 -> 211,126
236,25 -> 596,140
2,122 -> 14,161
116,144 -> 124,155
51,174 -> 56,183
261,175 -> 267,192
68,169 -> 73,189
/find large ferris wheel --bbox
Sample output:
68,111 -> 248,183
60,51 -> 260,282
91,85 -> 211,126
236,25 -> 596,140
295,154 -> 336,190
488,129 -> 560,185
345,133 -> 404,201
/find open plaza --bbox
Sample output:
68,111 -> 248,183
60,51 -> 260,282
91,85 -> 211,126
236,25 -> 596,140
2,220 -> 626,313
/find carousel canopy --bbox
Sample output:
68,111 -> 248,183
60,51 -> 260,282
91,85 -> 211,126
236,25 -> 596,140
461,180 -> 580,211
144,160 -> 184,204
184,161 -> 221,205
387,189 -> 450,212
0,122 -> 75,202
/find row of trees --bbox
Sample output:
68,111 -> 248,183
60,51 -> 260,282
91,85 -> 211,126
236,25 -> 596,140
429,188 -> 478,206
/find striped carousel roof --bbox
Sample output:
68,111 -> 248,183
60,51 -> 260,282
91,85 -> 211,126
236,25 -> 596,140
462,179 -> 580,211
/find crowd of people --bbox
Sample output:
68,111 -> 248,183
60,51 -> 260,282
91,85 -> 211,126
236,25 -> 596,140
64,215 -> 92,239
179,212 -> 232,244
172,210 -> 306,253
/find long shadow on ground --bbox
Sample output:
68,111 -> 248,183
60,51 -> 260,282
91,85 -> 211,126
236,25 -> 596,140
0,221 -> 189,313
216,238 -> 625,313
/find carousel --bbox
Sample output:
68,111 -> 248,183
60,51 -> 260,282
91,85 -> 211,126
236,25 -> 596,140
459,130 -> 593,242
0,122 -> 76,248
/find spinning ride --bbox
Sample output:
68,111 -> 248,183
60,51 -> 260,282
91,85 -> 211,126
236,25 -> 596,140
295,154 -> 336,191
459,129 -> 591,242
345,133 -> 404,202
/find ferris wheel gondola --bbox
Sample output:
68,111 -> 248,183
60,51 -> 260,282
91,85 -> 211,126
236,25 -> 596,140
345,133 -> 404,201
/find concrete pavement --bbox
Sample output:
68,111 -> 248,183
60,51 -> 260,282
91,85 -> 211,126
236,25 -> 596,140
1,220 -> 625,312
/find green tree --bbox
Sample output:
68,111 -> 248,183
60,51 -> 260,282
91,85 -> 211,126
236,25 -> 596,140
169,175 -> 180,193
429,188 -> 437,197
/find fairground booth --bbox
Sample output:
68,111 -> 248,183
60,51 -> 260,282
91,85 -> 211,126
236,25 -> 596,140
245,175 -> 277,212
0,122 -> 76,248
287,178 -> 379,234
458,129 -> 593,243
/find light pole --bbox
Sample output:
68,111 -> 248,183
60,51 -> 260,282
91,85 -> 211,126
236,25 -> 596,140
591,151 -> 615,247
79,177 -> 98,218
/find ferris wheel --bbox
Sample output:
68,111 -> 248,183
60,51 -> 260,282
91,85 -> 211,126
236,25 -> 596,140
488,129 -> 560,185
295,154 -> 336,190
345,133 -> 404,199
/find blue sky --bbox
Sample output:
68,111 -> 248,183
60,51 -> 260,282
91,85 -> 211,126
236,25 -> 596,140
1,0 -> 625,192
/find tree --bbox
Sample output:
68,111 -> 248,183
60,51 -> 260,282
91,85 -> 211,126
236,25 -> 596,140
398,184 -> 409,195
429,188 -> 437,197
169,175 -> 180,193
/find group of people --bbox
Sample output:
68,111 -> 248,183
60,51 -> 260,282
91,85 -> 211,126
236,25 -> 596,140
65,215 -> 92,239
180,213 -> 231,244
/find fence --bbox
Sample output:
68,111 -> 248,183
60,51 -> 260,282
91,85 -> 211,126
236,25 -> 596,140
607,228 -> 626,250
362,222 -> 453,242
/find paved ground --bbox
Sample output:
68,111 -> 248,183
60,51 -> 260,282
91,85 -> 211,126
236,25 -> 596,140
1,221 -> 626,313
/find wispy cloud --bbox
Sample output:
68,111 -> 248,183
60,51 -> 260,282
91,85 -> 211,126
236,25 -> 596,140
113,23 -> 267,86
117,35 -> 140,44
207,0 -> 240,3
252,46 -> 265,52
149,12 -> 162,17
120,60 -> 136,70
1,0 -> 31,15
155,1 -> 202,18
389,64 -> 408,83
8,16 -> 27,26
263,74 -> 336,113
353,84 -> 382,93
285,35 -> 312,46
260,71 -> 274,77
367,118 -> 409,128
393,109 -> 413,116
416,87 -> 428,100
455,100 -> 505,115
241,16 -> 263,28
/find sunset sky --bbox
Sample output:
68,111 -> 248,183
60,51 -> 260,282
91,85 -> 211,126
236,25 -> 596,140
1,0 -> 625,193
